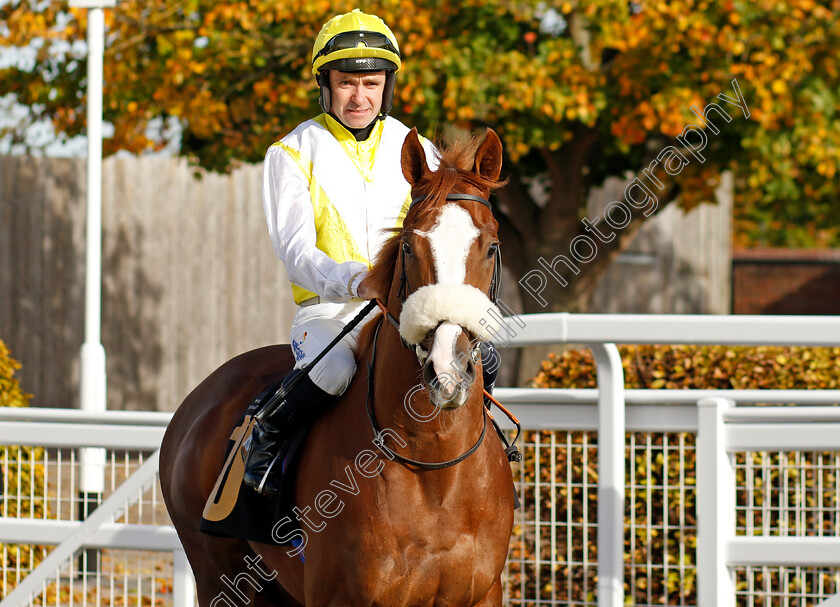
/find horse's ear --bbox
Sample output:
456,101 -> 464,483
401,127 -> 429,187
473,128 -> 503,182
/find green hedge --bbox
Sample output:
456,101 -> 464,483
508,345 -> 840,605
0,340 -> 46,588
531,344 -> 840,390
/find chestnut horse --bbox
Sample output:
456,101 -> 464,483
160,128 -> 514,606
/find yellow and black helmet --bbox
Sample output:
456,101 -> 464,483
312,9 -> 401,115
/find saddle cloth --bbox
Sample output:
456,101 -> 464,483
199,377 -> 312,545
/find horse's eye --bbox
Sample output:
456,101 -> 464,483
487,243 -> 498,259
402,242 -> 412,257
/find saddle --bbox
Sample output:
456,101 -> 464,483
199,377 -> 314,545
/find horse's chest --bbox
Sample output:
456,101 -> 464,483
313,486 -> 505,605
338,539 -> 499,607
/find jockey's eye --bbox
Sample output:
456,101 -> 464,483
487,243 -> 498,259
402,242 -> 412,257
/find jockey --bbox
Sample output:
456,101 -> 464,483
241,9 -> 438,494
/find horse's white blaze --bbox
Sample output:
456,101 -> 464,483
414,205 -> 479,284
428,322 -> 469,407
407,203 -> 483,408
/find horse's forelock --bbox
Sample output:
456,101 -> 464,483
406,135 -> 505,229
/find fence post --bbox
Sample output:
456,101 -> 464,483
697,397 -> 736,607
588,343 -> 625,607
173,548 -> 196,607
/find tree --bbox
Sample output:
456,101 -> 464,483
3,0 -> 838,376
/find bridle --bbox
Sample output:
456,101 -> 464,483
396,193 -> 503,307
381,192 -> 501,347
366,315 -> 488,470
364,191 -> 521,469
366,305 -> 522,470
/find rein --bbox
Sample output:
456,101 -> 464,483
368,299 -> 523,469
366,315 -> 487,470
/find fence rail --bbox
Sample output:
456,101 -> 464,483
0,408 -> 191,607
1,312 -> 839,606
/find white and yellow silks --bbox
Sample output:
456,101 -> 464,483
263,113 -> 437,305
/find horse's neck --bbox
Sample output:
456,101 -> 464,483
372,324 -> 486,464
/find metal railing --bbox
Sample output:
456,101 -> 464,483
0,312 -> 837,606
0,408 -> 193,607
496,311 -> 840,607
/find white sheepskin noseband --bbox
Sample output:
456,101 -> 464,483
399,284 -> 505,345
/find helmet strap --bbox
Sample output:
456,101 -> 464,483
381,71 -> 396,115
317,72 -> 331,113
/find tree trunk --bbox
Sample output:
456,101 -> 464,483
492,131 -> 677,385
513,219 -> 646,385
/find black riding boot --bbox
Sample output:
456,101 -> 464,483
481,341 -> 500,408
241,370 -> 338,495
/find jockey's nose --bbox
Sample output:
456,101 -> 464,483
350,84 -> 365,103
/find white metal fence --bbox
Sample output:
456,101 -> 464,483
1,313 -> 839,607
0,408 -> 193,607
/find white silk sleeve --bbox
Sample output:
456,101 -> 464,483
421,137 -> 440,171
262,145 -> 366,303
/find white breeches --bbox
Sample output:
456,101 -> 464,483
289,300 -> 380,396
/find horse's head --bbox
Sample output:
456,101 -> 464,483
377,128 -> 506,409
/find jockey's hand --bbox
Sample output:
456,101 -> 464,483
356,275 -> 378,301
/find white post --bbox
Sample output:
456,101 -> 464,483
71,3 -> 116,572
71,0 -> 116,499
172,549 -> 197,607
588,343 -> 625,607
696,397 -> 736,607
78,2 -> 107,497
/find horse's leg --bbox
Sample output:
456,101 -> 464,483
177,535 -> 260,606
473,577 -> 504,606
180,535 -> 305,607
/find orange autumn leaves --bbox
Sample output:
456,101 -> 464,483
2,0 -> 838,245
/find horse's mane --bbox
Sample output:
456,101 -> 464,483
355,133 -> 507,356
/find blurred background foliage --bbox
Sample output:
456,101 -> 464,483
2,0 -> 839,313
0,340 -> 46,577
532,344 -> 840,389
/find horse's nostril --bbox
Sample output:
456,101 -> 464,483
423,360 -> 436,387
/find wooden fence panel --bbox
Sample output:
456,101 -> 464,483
588,172 -> 733,315
1,157 -> 86,410
2,155 -> 295,411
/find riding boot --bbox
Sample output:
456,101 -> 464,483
241,370 -> 338,495
480,341 -> 500,409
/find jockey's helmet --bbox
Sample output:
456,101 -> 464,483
312,9 -> 401,116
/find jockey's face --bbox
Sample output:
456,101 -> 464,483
328,70 -> 387,129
